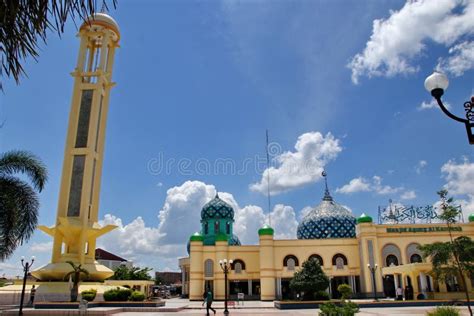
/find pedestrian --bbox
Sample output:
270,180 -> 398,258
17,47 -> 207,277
202,289 -> 216,315
396,286 -> 403,301
28,285 -> 36,306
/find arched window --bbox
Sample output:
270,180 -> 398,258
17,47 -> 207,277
386,254 -> 399,266
214,221 -> 220,234
204,222 -> 208,234
235,262 -> 242,273
382,243 -> 401,267
309,254 -> 324,266
332,254 -> 348,269
287,258 -> 296,271
231,259 -> 246,274
283,255 -> 299,271
406,243 -> 422,264
410,254 -> 423,263
204,259 -> 214,277
226,222 -> 231,234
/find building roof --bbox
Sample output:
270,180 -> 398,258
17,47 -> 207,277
95,248 -> 127,262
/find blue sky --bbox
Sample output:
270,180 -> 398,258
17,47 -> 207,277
1,0 -> 474,275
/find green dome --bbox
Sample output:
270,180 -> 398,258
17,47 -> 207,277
201,194 -> 234,220
189,232 -> 204,241
258,224 -> 274,236
357,213 -> 373,224
469,214 -> 474,222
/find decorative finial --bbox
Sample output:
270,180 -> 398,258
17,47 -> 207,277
322,170 -> 333,201
215,189 -> 219,198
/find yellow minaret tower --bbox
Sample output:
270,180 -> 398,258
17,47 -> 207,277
32,13 -> 120,281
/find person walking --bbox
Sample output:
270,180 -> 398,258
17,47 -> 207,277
396,286 -> 403,301
202,289 -> 216,315
28,285 -> 36,306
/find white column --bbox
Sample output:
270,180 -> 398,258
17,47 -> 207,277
420,272 -> 428,295
276,278 -> 281,298
349,275 -> 355,293
394,274 -> 399,290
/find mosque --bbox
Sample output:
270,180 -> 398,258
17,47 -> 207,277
179,177 -> 474,301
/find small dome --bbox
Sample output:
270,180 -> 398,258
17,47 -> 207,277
297,192 -> 356,239
357,213 -> 373,224
258,224 -> 274,236
201,194 -> 234,220
83,13 -> 119,32
229,234 -> 241,246
469,213 -> 474,222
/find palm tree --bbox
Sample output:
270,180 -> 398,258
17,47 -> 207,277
0,150 -> 47,260
65,261 -> 89,302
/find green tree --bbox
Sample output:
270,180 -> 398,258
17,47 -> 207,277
111,265 -> 152,281
290,258 -> 329,301
64,261 -> 89,302
0,150 -> 47,259
0,0 -> 116,89
420,190 -> 474,316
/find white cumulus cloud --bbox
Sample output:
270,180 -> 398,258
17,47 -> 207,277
335,177 -> 371,194
337,175 -> 415,200
250,132 -> 342,195
437,41 -> 474,76
349,0 -> 474,84
401,190 -> 417,200
441,158 -> 474,219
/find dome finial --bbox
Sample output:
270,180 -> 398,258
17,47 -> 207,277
322,170 -> 333,201
215,188 -> 219,198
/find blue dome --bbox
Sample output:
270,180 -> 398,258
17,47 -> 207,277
201,194 -> 234,220
297,192 -> 356,239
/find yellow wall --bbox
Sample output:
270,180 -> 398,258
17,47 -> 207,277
183,221 -> 474,301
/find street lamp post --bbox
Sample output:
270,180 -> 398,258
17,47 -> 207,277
367,263 -> 378,301
424,71 -> 474,144
19,256 -> 35,315
219,259 -> 233,316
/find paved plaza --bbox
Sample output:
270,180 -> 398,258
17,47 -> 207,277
116,306 -> 472,316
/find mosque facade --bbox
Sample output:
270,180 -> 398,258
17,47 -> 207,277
179,183 -> 474,301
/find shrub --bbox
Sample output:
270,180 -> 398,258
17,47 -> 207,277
80,289 -> 97,302
319,301 -> 359,316
337,284 -> 352,300
116,288 -> 132,301
129,291 -> 145,301
314,290 -> 330,301
103,287 -> 132,301
427,306 -> 461,316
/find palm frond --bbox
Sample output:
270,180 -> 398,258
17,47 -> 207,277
0,150 -> 47,192
0,176 -> 39,260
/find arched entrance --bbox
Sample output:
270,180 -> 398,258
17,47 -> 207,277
383,275 -> 395,298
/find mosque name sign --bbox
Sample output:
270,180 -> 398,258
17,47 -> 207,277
386,226 -> 462,233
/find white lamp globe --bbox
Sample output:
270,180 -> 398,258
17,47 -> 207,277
229,259 -> 233,264
424,71 -> 449,92
219,260 -> 223,265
